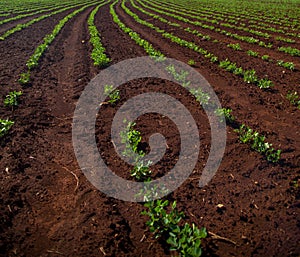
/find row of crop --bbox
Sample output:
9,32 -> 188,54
226,43 -> 296,71
0,2 -> 55,16
140,0 -> 300,57
118,118 -> 207,256
137,1 -> 272,50
248,20 -> 299,39
0,8 -> 53,26
247,24 -> 298,40
123,0 -> 274,89
171,0 -> 300,35
19,3 -> 99,85
218,110 -> 282,163
109,0 -> 164,59
1,1 -> 97,139
165,64 -> 282,163
146,0 -> 300,40
88,2 -> 111,67
102,86 -> 208,256
0,0 -> 96,27
0,0 -> 101,41
160,0 -> 299,32
0,0 -> 87,16
105,13 -> 216,253
134,0 -> 297,71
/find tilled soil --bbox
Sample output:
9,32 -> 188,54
0,2 -> 299,257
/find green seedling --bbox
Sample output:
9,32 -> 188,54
227,43 -> 241,51
103,85 -> 120,104
131,159 -> 152,181
233,67 -> 243,76
278,46 -> 300,56
261,55 -> 270,61
235,124 -> 281,162
4,91 -> 22,107
247,50 -> 259,57
142,200 -> 206,256
286,91 -> 300,109
257,78 -> 274,89
277,60 -> 295,71
215,108 -> 235,123
190,88 -> 210,106
292,180 -> 299,188
165,64 -> 191,88
18,72 -> 31,85
120,120 -> 144,158
142,200 -> 184,238
210,56 -> 218,63
120,120 -> 152,181
188,59 -> 196,66
219,59 -> 231,69
243,69 -> 257,84
0,119 -> 14,137
167,223 -> 207,257
275,36 -> 295,43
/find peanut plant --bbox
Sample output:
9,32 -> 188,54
227,43 -> 242,51
119,120 -> 151,180
286,91 -> 300,109
277,60 -> 295,71
247,50 -> 259,57
235,124 -> 281,162
18,72 -> 31,85
215,108 -> 235,123
278,46 -> 300,56
0,119 -> 14,137
103,85 -> 120,104
188,59 -> 196,66
142,200 -> 207,257
4,91 -> 22,107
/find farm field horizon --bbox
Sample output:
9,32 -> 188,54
0,0 -> 299,256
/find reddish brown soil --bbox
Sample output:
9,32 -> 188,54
0,2 -> 299,257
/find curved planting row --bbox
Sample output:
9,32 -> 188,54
88,1 -> 111,67
121,0 -> 275,89
109,0 -> 163,59
0,0 -> 71,15
0,0 -> 100,40
140,0 -> 300,57
0,0 -> 88,26
134,0 -> 297,71
149,0 -> 296,41
18,2 -> 101,85
158,0 -> 300,33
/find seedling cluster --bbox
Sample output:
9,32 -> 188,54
103,85 -> 120,105
0,119 -> 14,137
88,3 -> 111,67
4,91 -> 22,107
286,91 -> 300,109
120,120 -> 207,256
235,124 -> 281,162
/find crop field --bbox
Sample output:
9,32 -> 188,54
0,0 -> 299,256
